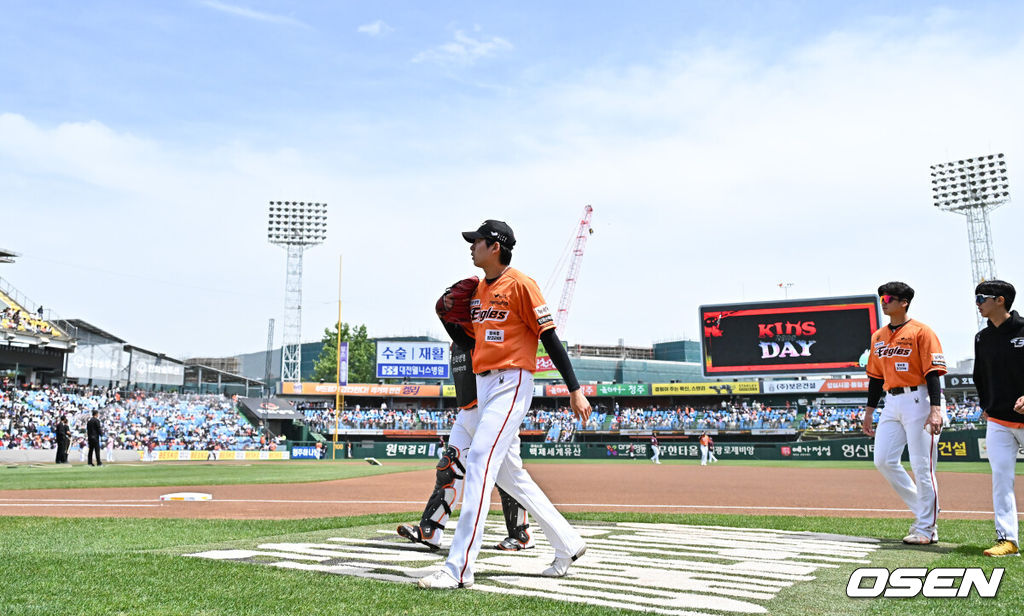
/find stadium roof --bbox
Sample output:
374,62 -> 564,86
0,248 -> 18,264
65,319 -> 126,343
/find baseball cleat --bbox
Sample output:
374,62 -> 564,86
902,533 -> 936,545
495,536 -> 535,551
983,540 -> 1020,557
397,524 -> 441,551
417,569 -> 470,589
542,544 -> 586,577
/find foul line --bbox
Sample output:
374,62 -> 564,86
0,497 -> 1016,517
0,503 -> 161,508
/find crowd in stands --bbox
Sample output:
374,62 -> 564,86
300,398 -> 986,438
800,400 -> 985,432
0,304 -> 54,336
0,384 -> 282,452
298,401 -> 801,438
3,383 -> 991,453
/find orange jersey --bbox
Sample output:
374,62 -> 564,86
469,267 -> 554,374
866,319 -> 946,390
699,435 -> 711,447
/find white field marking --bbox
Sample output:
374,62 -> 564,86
0,498 -> 161,503
589,534 -> 873,562
186,521 -> 880,616
0,503 -> 161,508
1,495 -> 1012,517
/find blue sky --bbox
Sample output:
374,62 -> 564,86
2,1 -> 1023,366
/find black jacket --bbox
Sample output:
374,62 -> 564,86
87,416 -> 103,440
56,423 -> 69,442
973,310 -> 1024,422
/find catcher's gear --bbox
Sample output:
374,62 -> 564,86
397,445 -> 465,549
436,276 -> 479,324
494,486 -> 534,551
451,343 -> 477,409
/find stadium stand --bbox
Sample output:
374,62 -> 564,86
0,384 -> 283,451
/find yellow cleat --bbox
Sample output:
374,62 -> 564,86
983,540 -> 1020,557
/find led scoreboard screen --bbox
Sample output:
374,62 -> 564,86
699,295 -> 881,377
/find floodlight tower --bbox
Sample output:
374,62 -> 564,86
267,201 -> 327,383
930,154 -> 1011,327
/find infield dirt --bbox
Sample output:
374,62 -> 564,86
0,464 -> 1016,521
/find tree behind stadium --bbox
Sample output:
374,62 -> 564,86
311,322 -> 376,384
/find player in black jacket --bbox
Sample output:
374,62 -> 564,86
972,279 -> 1024,557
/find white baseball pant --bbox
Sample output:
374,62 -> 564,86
443,368 -> 585,586
651,445 -> 660,464
985,420 -> 1024,545
700,444 -> 708,465
873,390 -> 940,540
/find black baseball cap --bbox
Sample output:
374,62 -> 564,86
462,220 -> 516,249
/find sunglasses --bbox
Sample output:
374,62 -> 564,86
975,294 -> 998,305
879,295 -> 903,304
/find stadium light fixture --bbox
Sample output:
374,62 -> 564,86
268,201 -> 328,383
930,153 -> 1011,327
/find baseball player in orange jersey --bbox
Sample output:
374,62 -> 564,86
699,432 -> 711,466
863,281 -> 947,545
418,219 -> 591,589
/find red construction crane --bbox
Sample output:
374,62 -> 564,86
553,205 -> 593,336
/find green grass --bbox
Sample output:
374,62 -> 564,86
0,512 -> 1019,616
0,460 -> 425,490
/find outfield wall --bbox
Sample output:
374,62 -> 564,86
301,429 -> 993,463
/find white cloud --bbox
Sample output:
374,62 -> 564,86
200,1 -> 307,27
413,28 -> 513,65
357,20 -> 394,37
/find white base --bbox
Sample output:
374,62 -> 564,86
160,492 -> 213,501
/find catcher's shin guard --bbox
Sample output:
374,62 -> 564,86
494,485 -> 535,550
397,445 -> 465,549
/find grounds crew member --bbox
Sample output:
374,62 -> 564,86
972,279 -> 1024,557
863,281 -> 946,545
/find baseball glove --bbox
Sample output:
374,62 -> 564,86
436,276 -> 479,323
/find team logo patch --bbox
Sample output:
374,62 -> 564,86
485,329 -> 504,342
931,353 -> 946,367
472,307 -> 509,323
535,304 -> 551,317
876,345 -> 912,358
1011,337 -> 1024,348
874,341 -> 885,348
895,362 -> 909,372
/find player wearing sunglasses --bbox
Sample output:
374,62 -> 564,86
972,280 -> 1024,557
863,281 -> 947,545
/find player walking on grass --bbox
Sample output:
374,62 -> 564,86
862,282 -> 946,545
418,220 -> 591,590
972,280 -> 1024,557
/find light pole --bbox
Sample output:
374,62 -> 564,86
267,201 -> 327,383
778,282 -> 793,299
930,154 -> 1011,327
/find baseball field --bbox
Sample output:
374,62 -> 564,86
1,458 -> 1020,615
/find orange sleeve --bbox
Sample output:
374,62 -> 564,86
518,276 -> 555,336
918,325 -> 947,376
865,334 -> 883,380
